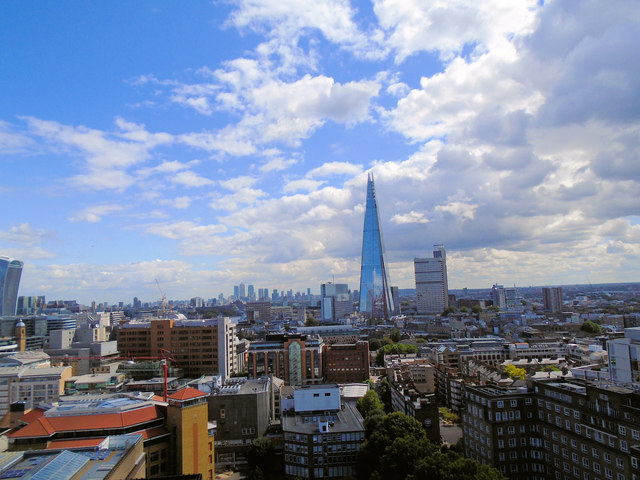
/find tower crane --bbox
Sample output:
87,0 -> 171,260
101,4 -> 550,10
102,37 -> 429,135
155,278 -> 167,313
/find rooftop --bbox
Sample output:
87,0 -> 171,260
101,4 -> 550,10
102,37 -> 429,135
282,401 -> 364,435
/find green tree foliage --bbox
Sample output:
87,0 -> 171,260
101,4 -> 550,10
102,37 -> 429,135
542,365 -> 561,372
357,390 -> 384,419
305,316 -> 319,326
442,307 -> 457,317
379,377 -> 392,413
375,343 -> 418,366
504,364 -> 526,380
471,305 -> 483,314
389,329 -> 402,343
581,320 -> 602,334
357,411 -> 504,480
246,437 -> 282,480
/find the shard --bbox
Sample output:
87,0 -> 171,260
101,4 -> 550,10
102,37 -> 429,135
358,173 -> 394,319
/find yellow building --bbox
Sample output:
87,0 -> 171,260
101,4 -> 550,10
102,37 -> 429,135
166,387 -> 215,479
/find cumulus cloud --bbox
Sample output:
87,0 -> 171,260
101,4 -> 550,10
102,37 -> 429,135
0,223 -> 51,246
391,211 -> 429,224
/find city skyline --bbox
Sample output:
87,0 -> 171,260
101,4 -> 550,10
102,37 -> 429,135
1,1 -> 639,304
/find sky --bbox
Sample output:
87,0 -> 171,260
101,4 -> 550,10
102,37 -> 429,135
1,0 -> 639,305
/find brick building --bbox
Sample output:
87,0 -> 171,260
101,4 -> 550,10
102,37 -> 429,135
117,313 -> 237,379
247,334 -> 323,386
323,341 -> 370,383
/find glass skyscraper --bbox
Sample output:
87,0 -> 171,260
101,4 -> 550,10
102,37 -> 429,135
0,257 -> 23,316
358,173 -> 394,319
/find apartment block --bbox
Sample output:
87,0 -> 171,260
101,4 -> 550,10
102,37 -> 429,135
117,313 -> 237,379
323,341 -> 370,383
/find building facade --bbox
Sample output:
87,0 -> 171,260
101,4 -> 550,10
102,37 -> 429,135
247,334 -> 323,386
358,173 -> 395,319
117,314 -> 237,379
463,378 -> 640,480
282,385 -> 365,479
0,257 -> 23,316
323,341 -> 370,383
543,287 -> 564,313
414,245 -> 448,315
320,283 -> 352,323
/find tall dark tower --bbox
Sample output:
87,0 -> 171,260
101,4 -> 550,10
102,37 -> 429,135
358,173 -> 394,319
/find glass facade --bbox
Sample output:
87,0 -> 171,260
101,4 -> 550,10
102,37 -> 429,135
0,257 -> 23,316
358,174 -> 394,319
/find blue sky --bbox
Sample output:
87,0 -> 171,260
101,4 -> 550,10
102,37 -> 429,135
1,0 -> 639,304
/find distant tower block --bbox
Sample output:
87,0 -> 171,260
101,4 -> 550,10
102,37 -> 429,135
0,257 -> 23,316
358,173 -> 394,319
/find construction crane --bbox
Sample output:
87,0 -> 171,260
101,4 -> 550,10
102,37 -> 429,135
155,278 -> 167,313
51,350 -> 176,402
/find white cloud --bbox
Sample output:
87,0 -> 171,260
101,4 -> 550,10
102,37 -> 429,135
259,156 -> 298,173
0,223 -> 50,246
69,204 -> 126,223
24,117 -> 174,191
307,161 -> 363,178
391,211 -> 429,224
373,0 -> 539,61
283,179 -> 325,193
170,171 -> 215,187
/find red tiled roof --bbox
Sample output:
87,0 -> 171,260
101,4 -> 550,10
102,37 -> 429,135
168,387 -> 207,401
47,437 -> 105,449
20,408 -> 46,424
8,405 -> 162,439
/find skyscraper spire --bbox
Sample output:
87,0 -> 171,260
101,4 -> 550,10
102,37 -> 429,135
358,173 -> 394,319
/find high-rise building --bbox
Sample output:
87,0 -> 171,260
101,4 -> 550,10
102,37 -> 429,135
358,173 -> 394,319
320,283 -> 352,323
0,257 -> 23,316
414,245 -> 448,315
542,286 -> 563,313
247,284 -> 255,299
239,282 -> 246,299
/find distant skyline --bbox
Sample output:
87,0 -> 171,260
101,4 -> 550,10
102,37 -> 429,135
1,1 -> 639,305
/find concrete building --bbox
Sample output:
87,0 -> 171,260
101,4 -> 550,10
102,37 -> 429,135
414,245 -> 448,315
247,334 -> 324,386
206,376 -> 276,471
543,287 -> 564,313
323,341 -> 370,383
320,283 -> 352,323
607,327 -> 640,384
463,378 -> 640,480
117,313 -> 238,379
282,384 -> 365,479
246,301 -> 271,324
294,325 -> 359,345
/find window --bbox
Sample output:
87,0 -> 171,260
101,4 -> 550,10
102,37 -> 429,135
511,400 -> 518,407
633,430 -> 640,440
497,401 -> 504,408
620,425 -> 627,435
621,440 -> 628,452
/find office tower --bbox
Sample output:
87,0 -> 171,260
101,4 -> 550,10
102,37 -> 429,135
239,282 -> 246,299
414,245 -> 449,315
233,285 -> 239,298
0,257 -> 23,316
542,286 -> 563,313
391,286 -> 400,315
247,284 -> 255,299
358,173 -> 394,319
320,283 -> 352,323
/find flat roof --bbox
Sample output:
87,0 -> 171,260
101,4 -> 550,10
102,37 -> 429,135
282,401 -> 364,435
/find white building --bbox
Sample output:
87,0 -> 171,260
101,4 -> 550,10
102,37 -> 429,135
608,327 -> 640,384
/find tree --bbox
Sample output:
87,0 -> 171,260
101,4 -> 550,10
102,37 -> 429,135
305,316 -> 319,327
504,364 -> 526,380
357,390 -> 384,419
581,320 -> 602,334
379,377 -> 392,413
459,306 -> 470,314
471,305 -> 483,314
390,329 -> 402,343
246,437 -> 282,479
442,306 -> 457,317
375,342 -> 418,366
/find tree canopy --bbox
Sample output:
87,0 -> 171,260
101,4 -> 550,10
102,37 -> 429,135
504,364 -> 526,380
581,320 -> 602,334
357,408 -> 504,480
375,342 -> 418,366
